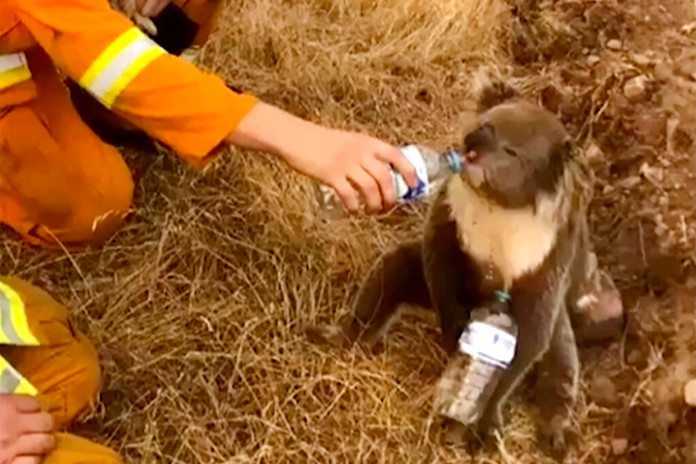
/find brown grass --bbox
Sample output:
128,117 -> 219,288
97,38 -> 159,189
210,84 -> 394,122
5,0 -> 696,462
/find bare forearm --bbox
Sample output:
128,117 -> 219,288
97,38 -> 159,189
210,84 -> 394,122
224,100 -> 419,214
224,101 -> 325,162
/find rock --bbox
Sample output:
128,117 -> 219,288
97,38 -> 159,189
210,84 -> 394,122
654,62 -> 673,81
607,39 -> 622,50
611,438 -> 629,455
587,54 -> 601,66
684,379 -> 696,406
591,375 -> 620,407
630,52 -> 652,66
639,162 -> 664,183
635,112 -> 665,143
617,176 -> 641,189
655,222 -> 669,237
584,142 -> 604,162
623,75 -> 649,102
627,349 -> 642,364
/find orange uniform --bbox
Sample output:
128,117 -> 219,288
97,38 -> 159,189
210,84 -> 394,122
0,276 -> 120,463
1,0 -> 258,249
0,1 -> 258,462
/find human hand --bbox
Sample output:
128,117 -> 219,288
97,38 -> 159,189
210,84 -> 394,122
107,0 -> 160,35
0,395 -> 55,464
136,0 -> 171,16
228,102 -> 419,213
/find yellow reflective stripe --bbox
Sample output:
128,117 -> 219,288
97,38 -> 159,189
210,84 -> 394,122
78,27 -> 166,109
0,281 -> 39,346
0,355 -> 37,395
0,52 -> 32,90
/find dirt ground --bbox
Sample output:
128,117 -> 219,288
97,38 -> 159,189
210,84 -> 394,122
4,0 -> 696,462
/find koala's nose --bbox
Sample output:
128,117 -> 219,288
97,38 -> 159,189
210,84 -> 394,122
464,150 -> 479,162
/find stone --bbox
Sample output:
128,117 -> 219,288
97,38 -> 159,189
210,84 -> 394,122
607,39 -> 622,50
587,55 -> 601,66
684,379 -> 696,406
584,142 -> 604,163
654,62 -> 673,81
630,52 -> 652,66
591,375 -> 620,407
611,438 -> 629,455
617,176 -> 641,189
624,75 -> 649,102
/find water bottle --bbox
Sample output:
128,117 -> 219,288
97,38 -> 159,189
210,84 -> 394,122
314,144 -> 463,219
433,291 -> 518,426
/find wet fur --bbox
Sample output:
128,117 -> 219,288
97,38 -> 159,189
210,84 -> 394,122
305,81 -> 622,460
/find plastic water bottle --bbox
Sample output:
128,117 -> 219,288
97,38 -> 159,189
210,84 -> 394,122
433,291 -> 518,426
314,144 -> 463,219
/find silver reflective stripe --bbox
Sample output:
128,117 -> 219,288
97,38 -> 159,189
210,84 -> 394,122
0,366 -> 19,394
86,35 -> 158,102
0,291 -> 21,345
78,27 -> 166,109
0,52 -> 27,73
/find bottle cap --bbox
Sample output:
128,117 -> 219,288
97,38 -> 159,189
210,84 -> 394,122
445,150 -> 464,174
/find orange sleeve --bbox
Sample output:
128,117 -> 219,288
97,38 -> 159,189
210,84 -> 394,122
12,0 -> 258,166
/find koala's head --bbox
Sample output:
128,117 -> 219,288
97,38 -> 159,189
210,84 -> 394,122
458,98 -> 574,209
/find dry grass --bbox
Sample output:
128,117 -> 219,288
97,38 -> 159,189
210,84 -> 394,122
4,0 -> 696,462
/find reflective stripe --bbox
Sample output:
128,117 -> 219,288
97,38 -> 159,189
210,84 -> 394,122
0,52 -> 32,90
0,282 -> 39,346
0,355 -> 37,395
78,27 -> 166,109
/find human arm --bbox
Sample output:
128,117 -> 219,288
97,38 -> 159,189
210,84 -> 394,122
227,101 -> 418,212
14,0 -> 417,213
0,394 -> 55,464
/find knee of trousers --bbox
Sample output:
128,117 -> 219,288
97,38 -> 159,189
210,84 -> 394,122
30,156 -> 135,249
42,433 -> 124,464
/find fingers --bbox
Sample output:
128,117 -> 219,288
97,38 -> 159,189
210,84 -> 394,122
12,456 -> 42,464
361,157 -> 397,210
140,0 -> 169,16
330,178 -> 361,214
375,144 -> 418,189
13,433 -> 56,456
18,412 -> 54,435
6,396 -> 41,414
347,167 -> 383,213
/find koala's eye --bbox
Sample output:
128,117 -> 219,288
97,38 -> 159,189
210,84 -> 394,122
503,147 -> 518,157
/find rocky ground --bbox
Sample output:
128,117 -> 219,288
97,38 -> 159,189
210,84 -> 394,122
506,0 -> 696,462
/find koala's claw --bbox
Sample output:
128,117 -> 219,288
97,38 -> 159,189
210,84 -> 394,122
537,422 -> 578,462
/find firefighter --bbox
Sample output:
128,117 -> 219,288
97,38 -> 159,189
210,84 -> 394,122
1,0 -> 418,250
0,276 -> 117,463
0,0 -> 418,462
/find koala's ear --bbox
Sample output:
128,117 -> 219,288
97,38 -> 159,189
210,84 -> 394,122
477,80 -> 520,113
536,137 -> 571,194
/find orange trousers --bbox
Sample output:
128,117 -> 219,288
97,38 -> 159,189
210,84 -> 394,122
0,276 -> 121,463
0,0 -> 225,250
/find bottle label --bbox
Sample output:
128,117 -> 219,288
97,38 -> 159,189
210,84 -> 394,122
457,321 -> 517,369
394,145 -> 429,200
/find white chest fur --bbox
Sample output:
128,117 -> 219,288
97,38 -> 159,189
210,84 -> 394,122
445,176 -> 559,289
